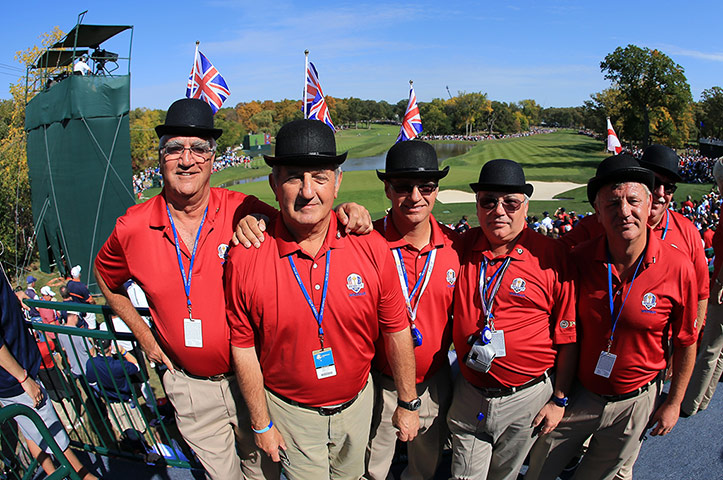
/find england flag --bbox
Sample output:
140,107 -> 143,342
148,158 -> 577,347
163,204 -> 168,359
606,117 -> 622,154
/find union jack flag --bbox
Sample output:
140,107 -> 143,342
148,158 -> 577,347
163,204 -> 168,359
303,62 -> 325,116
396,85 -> 423,143
186,51 -> 230,114
308,91 -> 335,131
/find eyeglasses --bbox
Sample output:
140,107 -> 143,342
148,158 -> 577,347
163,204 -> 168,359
389,182 -> 438,195
161,144 -> 215,162
654,178 -> 677,194
477,195 -> 527,212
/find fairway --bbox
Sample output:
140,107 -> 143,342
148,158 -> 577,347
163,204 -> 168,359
175,130 -> 713,226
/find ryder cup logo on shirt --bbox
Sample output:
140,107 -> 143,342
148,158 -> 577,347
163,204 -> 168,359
218,243 -> 229,261
510,277 -> 526,294
346,273 -> 366,296
446,268 -> 456,286
642,292 -> 657,311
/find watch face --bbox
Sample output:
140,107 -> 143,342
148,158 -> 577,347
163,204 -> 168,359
410,398 -> 422,410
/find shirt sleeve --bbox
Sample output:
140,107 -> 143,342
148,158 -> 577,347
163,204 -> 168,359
672,260 -> 699,348
95,223 -> 132,292
232,195 -> 279,227
551,243 -> 577,345
690,228 -> 710,301
377,243 -> 410,334
224,246 -> 257,348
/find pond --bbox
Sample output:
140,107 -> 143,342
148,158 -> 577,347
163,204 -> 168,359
217,143 -> 475,188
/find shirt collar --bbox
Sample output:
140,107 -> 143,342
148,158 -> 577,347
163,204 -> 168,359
275,210 -> 345,259
592,226 -> 660,269
148,188 -> 220,230
381,214 -> 446,252
472,226 -> 534,262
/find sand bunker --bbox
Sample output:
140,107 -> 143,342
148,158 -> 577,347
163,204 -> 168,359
437,181 -> 585,203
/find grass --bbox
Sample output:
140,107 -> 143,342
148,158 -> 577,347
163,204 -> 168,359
227,130 -> 715,227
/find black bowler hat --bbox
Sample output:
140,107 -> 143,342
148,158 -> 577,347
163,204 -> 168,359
587,154 -> 655,204
469,159 -> 533,197
155,98 -> 223,139
264,119 -> 347,167
376,140 -> 450,181
639,144 -> 683,182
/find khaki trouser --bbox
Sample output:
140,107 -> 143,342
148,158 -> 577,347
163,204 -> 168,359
365,365 -> 452,480
682,301 -> 723,415
526,380 -> 660,480
266,374 -> 374,480
446,374 -> 553,480
163,370 -> 278,480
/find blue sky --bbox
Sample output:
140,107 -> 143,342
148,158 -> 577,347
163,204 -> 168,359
1,1 -> 721,110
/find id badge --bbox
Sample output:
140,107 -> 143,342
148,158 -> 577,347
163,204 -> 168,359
184,318 -> 203,348
312,348 -> 337,379
594,351 -> 617,378
490,330 -> 506,357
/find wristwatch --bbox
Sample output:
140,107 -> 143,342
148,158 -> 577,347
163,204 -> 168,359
397,397 -> 422,411
550,395 -> 568,407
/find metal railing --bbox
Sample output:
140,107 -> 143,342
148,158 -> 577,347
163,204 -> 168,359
4,299 -> 200,475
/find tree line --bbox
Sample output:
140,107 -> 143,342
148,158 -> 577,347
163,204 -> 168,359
2,35 -> 723,279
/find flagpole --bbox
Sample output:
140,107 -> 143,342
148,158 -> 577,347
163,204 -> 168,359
191,41 -> 200,96
303,50 -> 309,119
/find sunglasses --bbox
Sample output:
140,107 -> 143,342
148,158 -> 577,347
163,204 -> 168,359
477,195 -> 527,212
161,143 -> 215,162
389,182 -> 438,195
654,178 -> 677,194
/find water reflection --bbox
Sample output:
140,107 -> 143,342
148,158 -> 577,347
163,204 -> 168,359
217,143 -> 474,188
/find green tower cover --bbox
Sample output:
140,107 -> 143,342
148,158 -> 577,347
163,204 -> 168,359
25,75 -> 134,292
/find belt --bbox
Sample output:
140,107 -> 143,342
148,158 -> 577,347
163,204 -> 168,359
473,370 -> 551,398
180,368 -> 233,382
268,384 -> 366,416
599,378 -> 656,403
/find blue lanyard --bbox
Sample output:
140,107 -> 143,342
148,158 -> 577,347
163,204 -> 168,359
288,252 -> 331,349
478,257 -> 512,329
395,248 -> 433,307
166,205 -> 208,317
661,209 -> 670,240
606,250 -> 645,351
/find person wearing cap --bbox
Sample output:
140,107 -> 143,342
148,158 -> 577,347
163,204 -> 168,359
94,98 -> 280,480
37,287 -> 60,338
67,265 -> 96,305
24,275 -> 42,322
526,154 -> 698,480
365,140 -> 460,480
225,119 -> 418,479
682,157 -> 723,417
447,159 -> 577,480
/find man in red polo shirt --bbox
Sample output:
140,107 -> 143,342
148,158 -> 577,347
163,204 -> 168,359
447,159 -> 577,480
95,98 -> 279,480
365,140 -> 461,480
527,154 -> 698,480
226,119 -> 419,480
561,145 -> 709,337
682,158 -> 723,417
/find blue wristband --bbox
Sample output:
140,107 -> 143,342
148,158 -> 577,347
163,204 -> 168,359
252,420 -> 273,434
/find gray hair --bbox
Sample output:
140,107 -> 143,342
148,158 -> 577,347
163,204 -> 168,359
713,158 -> 723,189
594,181 -> 652,206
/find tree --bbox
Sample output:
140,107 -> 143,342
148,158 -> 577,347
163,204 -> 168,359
451,92 -> 490,136
419,99 -> 451,135
129,107 -> 162,171
698,86 -> 723,139
600,45 -> 693,147
518,99 -> 542,126
0,27 -> 64,281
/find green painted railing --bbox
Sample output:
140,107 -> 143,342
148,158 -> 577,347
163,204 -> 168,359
6,299 -> 200,475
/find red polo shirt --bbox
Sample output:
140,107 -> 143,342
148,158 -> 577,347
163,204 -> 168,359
95,188 -> 275,377
561,211 -> 709,301
225,212 -> 408,407
372,214 -> 461,383
453,227 -> 576,389
574,230 -> 697,395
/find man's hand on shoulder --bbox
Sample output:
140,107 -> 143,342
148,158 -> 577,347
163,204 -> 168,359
232,214 -> 269,248
335,202 -> 372,235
